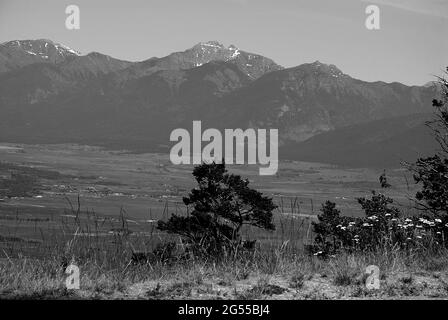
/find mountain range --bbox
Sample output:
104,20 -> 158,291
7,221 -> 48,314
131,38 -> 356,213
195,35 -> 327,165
0,39 -> 440,167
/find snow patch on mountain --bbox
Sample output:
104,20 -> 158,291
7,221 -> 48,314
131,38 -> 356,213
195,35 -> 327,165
54,43 -> 81,56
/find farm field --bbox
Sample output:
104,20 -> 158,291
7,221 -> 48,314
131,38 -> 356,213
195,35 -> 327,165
0,143 -> 418,217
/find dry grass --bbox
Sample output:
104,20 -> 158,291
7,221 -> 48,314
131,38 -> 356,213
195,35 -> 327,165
1,200 -> 448,299
1,239 -> 448,299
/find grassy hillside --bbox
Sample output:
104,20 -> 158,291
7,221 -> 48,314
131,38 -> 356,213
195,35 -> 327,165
281,114 -> 438,168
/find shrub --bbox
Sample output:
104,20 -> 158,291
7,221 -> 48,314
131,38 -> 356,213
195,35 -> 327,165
311,191 -> 448,255
157,162 -> 276,258
406,68 -> 448,219
312,68 -> 448,256
311,201 -> 351,255
312,192 -> 403,254
412,155 -> 448,218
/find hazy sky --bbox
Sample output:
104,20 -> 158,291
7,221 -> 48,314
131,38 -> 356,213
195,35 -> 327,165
0,0 -> 447,85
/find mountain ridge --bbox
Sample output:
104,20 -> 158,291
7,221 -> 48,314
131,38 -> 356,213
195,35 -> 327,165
0,38 -> 440,167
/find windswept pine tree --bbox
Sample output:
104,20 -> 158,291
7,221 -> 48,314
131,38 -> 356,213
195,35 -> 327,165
157,162 -> 276,257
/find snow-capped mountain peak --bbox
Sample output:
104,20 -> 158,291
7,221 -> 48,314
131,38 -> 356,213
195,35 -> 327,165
1,39 -> 81,63
197,41 -> 225,48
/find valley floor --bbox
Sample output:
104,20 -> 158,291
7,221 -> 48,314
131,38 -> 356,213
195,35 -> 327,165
0,143 -> 442,300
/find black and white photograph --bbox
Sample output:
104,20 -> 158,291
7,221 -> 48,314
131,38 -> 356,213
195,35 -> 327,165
0,0 -> 448,309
